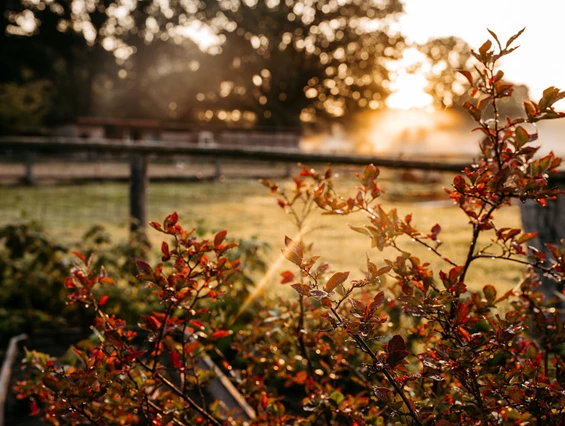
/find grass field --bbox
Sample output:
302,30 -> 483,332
0,168 -> 525,293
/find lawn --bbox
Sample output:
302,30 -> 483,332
0,167 -> 524,293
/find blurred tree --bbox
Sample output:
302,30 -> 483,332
192,0 -> 405,128
1,0 -> 208,124
418,36 -> 474,109
0,80 -> 53,133
2,0 -> 406,130
98,0 -> 210,119
1,0 -> 119,125
419,36 -> 531,119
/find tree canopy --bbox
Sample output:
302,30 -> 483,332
1,0 -> 485,132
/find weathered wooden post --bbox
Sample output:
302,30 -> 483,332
284,162 -> 292,178
22,152 -> 34,185
130,152 -> 148,235
214,158 -> 222,180
520,181 -> 565,311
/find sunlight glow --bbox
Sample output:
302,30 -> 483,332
386,47 -> 433,110
177,21 -> 222,52
386,73 -> 433,109
363,109 -> 478,156
232,230 -> 304,323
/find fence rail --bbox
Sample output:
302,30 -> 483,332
0,136 -> 473,172
3,136 -> 565,237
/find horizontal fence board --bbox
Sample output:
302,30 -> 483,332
0,136 -> 471,172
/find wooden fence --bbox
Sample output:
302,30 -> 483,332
0,136 -> 472,232
2,136 -> 565,263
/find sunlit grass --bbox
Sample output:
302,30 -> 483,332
0,170 -> 524,293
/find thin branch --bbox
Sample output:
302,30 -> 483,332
138,360 -> 223,426
329,307 -> 423,426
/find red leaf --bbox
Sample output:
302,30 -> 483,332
211,330 -> 231,339
149,221 -> 162,230
373,386 -> 393,403
280,270 -> 295,284
387,335 -> 406,354
456,303 -> 469,324
214,230 -> 228,247
291,284 -> 311,296
164,212 -> 179,229
136,260 -> 153,275
161,241 -> 170,260
350,298 -> 365,315
371,291 -> 385,311
99,295 -> 108,306
449,266 -> 464,284
190,320 -> 203,329
429,224 -> 441,240
65,277 -> 76,288
29,401 -> 39,416
184,342 -> 200,354
171,350 -> 182,369
71,251 -> 87,264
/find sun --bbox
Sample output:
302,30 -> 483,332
386,72 -> 434,110
385,47 -> 434,110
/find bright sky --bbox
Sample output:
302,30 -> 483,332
389,0 -> 565,108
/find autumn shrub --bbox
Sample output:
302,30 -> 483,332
14,30 -> 565,425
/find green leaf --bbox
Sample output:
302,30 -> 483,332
515,126 -> 529,148
329,391 -> 345,405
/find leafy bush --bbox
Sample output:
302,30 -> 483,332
15,30 -> 565,425
0,222 -> 75,340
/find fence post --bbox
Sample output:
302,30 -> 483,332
284,162 -> 292,178
130,153 -> 148,235
520,183 -> 565,311
22,152 -> 34,185
214,158 -> 222,180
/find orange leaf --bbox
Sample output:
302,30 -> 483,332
325,271 -> 349,292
